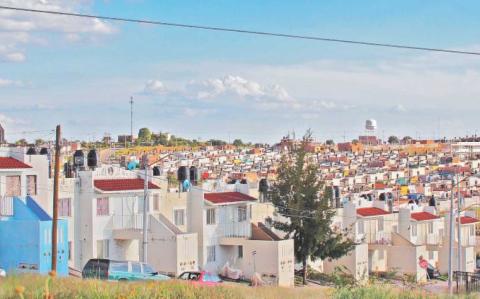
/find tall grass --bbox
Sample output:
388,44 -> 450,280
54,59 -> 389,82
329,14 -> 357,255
0,275 -> 474,299
0,274 -> 325,299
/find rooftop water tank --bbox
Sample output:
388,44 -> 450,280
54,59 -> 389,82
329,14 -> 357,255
73,150 -> 85,168
87,149 -> 98,169
26,147 -> 37,155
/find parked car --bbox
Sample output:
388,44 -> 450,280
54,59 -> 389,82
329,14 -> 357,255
0,268 -> 6,278
82,259 -> 170,281
178,271 -> 223,286
426,263 -> 440,279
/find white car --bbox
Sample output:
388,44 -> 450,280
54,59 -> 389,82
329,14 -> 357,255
0,268 -> 6,277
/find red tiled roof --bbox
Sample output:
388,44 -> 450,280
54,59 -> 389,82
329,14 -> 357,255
94,179 -> 160,192
204,192 -> 257,204
411,212 -> 439,221
0,157 -> 32,169
356,207 -> 390,217
459,216 -> 480,225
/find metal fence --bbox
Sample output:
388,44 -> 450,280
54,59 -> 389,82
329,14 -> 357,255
454,271 -> 480,293
0,196 -> 13,216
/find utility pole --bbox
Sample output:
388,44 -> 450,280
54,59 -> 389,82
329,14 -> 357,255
457,172 -> 462,272
130,96 -> 134,147
448,176 -> 455,295
51,125 -> 61,272
142,154 -> 149,263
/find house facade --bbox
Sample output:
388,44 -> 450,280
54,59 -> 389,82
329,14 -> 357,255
187,187 -> 295,287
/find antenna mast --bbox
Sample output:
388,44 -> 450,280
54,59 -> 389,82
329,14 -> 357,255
130,96 -> 134,147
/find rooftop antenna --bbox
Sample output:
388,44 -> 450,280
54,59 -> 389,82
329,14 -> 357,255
130,96 -> 134,147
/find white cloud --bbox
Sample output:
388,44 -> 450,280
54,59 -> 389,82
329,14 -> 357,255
185,75 -> 295,109
0,0 -> 116,62
0,78 -> 23,87
143,79 -> 167,94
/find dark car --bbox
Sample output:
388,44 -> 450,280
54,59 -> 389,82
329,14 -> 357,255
426,263 -> 440,279
82,259 -> 170,281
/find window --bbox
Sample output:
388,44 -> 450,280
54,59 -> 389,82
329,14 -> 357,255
238,206 -> 247,222
68,241 -> 72,261
96,240 -> 109,258
153,194 -> 160,211
96,198 -> 109,216
428,222 -> 434,234
5,175 -> 21,197
27,175 -> 37,195
470,226 -> 475,236
377,218 -> 384,232
132,262 -> 142,273
411,224 -> 417,237
143,264 -> 155,274
428,251 -> 435,260
174,209 -> 185,226
357,220 -> 364,235
238,246 -> 243,258
59,198 -> 71,217
207,246 -> 216,262
206,208 -> 216,225
110,261 -> 128,272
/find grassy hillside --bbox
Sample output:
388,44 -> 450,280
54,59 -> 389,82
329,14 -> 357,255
0,274 -> 474,299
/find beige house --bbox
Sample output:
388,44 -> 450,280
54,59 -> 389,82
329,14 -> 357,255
387,207 -> 444,282
187,187 -> 295,287
439,212 -> 479,274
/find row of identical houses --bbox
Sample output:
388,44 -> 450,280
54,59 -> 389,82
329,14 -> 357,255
0,146 -> 478,285
323,196 -> 478,282
0,147 -> 294,286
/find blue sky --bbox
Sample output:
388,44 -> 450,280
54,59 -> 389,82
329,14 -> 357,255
1,0 -> 480,143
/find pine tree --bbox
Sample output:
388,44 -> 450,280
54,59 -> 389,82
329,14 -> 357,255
269,130 -> 355,285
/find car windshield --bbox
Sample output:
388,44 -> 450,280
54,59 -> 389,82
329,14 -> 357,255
143,264 -> 156,274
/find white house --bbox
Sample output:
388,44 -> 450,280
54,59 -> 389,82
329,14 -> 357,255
187,187 -> 295,287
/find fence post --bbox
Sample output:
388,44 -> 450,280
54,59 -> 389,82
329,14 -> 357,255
466,272 -> 469,293
455,271 -> 458,293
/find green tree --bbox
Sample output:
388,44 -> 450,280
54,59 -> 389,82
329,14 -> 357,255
232,139 -> 244,147
15,139 -> 28,146
388,136 -> 399,144
402,136 -> 413,144
138,128 -> 152,142
325,139 -> 335,145
35,139 -> 45,146
269,130 -> 355,285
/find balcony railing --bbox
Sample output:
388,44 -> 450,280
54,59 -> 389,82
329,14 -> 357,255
112,214 -> 145,230
220,220 -> 251,238
365,231 -> 391,245
412,233 -> 443,246
0,196 -> 13,216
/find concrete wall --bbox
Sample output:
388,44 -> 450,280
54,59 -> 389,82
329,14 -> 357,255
323,243 -> 368,282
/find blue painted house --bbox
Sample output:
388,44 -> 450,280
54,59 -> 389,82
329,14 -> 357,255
0,197 -> 68,276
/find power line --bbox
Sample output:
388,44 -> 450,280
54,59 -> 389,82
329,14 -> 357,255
1,5 -> 480,57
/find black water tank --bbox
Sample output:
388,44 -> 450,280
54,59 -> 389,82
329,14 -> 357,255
73,150 -> 85,168
40,148 -> 49,155
259,178 -> 269,192
152,166 -> 161,176
64,163 -> 73,178
190,166 -> 198,185
87,149 -> 98,169
26,147 -> 37,155
177,166 -> 188,182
